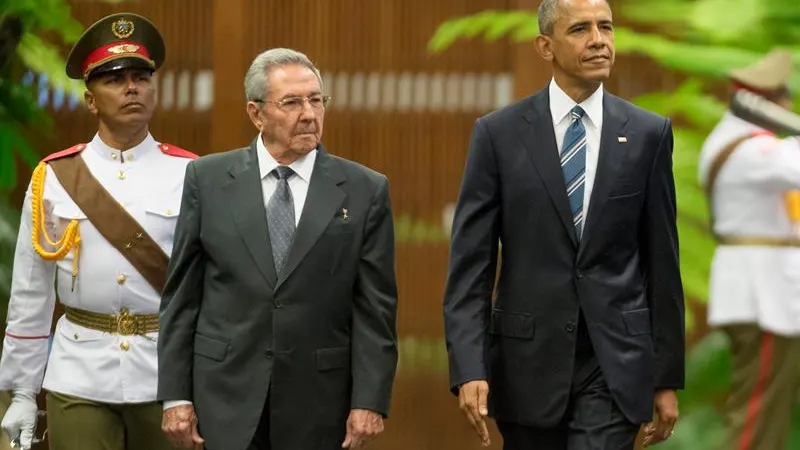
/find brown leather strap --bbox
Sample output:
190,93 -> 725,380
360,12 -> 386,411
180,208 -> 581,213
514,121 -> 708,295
704,134 -> 757,239
716,235 -> 800,247
47,155 -> 168,293
704,134 -> 753,206
704,132 -> 800,247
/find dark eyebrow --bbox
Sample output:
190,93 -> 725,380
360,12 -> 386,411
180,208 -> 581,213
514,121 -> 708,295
568,19 -> 613,30
568,20 -> 591,30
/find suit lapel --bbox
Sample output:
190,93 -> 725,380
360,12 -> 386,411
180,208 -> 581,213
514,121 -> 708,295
578,93 -> 630,258
276,146 -> 346,290
520,91 -> 578,247
223,140 -> 278,288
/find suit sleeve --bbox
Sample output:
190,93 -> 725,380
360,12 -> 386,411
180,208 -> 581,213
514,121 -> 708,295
641,119 -> 686,390
350,175 -> 399,417
443,118 -> 500,394
158,161 -> 205,402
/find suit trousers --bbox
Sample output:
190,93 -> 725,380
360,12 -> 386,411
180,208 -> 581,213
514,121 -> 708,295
719,324 -> 800,450
496,313 -> 640,450
45,390 -> 177,450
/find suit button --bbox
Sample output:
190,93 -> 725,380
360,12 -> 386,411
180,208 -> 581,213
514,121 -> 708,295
565,323 -> 576,333
274,298 -> 282,308
576,270 -> 583,278
265,349 -> 273,359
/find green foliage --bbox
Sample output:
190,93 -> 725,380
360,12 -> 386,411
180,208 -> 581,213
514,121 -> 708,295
0,0 -> 87,192
0,199 -> 20,323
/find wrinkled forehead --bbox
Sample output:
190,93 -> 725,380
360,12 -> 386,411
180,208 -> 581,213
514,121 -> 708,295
267,64 -> 322,98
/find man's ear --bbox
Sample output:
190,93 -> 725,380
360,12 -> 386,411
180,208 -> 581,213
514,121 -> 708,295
84,89 -> 97,115
246,101 -> 263,131
535,35 -> 554,62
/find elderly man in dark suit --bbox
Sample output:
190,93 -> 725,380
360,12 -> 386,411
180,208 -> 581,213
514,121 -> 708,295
156,47 -> 399,450
443,1 -> 686,449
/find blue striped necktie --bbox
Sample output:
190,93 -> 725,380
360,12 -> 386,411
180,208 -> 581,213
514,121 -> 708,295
561,105 -> 587,239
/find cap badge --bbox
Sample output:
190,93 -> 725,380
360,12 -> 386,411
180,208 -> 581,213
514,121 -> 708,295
111,18 -> 135,39
107,44 -> 140,54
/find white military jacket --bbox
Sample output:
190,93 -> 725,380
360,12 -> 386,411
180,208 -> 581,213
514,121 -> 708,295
0,133 -> 194,403
698,112 -> 800,336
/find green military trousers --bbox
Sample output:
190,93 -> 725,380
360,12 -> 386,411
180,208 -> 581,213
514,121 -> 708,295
46,391 -> 177,450
720,324 -> 800,450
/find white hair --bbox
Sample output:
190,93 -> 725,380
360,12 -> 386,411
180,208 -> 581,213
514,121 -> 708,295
537,0 -> 562,35
243,48 -> 323,102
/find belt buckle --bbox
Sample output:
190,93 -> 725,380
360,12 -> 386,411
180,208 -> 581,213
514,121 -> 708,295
116,308 -> 138,335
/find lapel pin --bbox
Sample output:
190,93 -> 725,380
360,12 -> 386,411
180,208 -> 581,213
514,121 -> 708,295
618,136 -> 628,143
341,208 -> 349,220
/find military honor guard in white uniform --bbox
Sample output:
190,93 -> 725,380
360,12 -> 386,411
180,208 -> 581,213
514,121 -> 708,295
0,12 -> 196,450
699,49 -> 800,450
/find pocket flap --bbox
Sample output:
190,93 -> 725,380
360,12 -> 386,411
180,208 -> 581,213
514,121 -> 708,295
622,309 -> 651,336
193,333 -> 229,361
52,203 -> 87,220
489,310 -> 535,339
58,316 -> 105,342
145,201 -> 180,218
316,346 -> 350,371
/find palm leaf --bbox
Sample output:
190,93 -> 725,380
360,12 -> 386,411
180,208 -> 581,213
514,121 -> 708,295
428,11 -> 800,91
16,34 -> 83,99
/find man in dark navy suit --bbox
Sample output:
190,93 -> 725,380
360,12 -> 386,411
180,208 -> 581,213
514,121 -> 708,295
443,1 -> 685,449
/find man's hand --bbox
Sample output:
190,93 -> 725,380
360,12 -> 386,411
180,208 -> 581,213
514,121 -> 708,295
642,389 -> 679,447
341,408 -> 384,449
161,404 -> 204,449
1,390 -> 38,450
458,380 -> 491,447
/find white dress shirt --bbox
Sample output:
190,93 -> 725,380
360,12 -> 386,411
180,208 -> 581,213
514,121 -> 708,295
548,78 -> 604,233
163,136 -> 317,410
0,133 -> 192,403
256,135 -> 317,225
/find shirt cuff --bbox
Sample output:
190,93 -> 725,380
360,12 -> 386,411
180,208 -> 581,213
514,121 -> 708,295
163,400 -> 193,410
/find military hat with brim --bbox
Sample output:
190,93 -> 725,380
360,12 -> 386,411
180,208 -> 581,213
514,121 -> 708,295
729,49 -> 793,93
66,12 -> 165,81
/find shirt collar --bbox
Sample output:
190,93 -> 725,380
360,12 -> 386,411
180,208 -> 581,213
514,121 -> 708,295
548,78 -> 604,129
88,132 -> 157,163
256,135 -> 317,182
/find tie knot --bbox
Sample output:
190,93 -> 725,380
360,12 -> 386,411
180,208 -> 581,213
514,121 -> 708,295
571,106 -> 585,121
273,165 -> 294,180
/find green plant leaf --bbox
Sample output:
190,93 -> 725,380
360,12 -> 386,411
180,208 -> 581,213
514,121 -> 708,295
0,133 -> 16,190
16,33 -> 84,98
427,10 -> 800,91
428,10 -> 537,52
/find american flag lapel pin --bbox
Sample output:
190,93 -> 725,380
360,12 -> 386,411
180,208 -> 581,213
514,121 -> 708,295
618,136 -> 628,143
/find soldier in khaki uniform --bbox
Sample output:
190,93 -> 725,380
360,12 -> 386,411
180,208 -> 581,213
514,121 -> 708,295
698,50 -> 800,450
0,13 -> 196,450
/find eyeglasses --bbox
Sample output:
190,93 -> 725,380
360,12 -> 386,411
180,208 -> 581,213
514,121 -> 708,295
254,95 -> 331,112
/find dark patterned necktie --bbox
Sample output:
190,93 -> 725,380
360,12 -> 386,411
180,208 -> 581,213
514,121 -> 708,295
561,105 -> 587,239
267,165 -> 295,274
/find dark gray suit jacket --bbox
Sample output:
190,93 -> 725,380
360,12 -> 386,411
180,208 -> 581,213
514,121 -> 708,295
157,142 -> 399,450
443,89 -> 685,427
